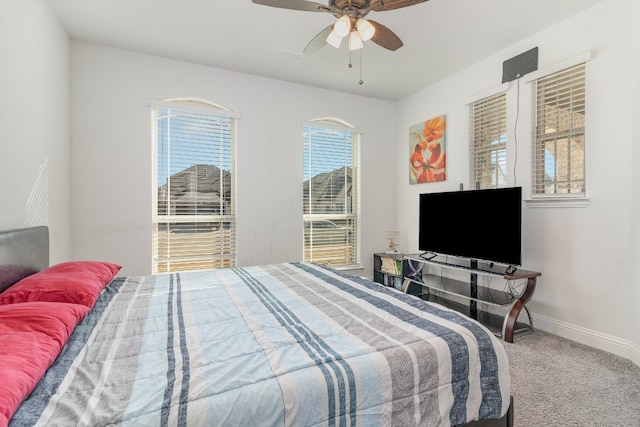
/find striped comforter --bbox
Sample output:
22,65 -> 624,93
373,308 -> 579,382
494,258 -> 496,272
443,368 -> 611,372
10,262 -> 510,427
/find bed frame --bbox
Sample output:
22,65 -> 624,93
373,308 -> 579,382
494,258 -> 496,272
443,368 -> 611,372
464,396 -> 513,427
0,226 -> 513,427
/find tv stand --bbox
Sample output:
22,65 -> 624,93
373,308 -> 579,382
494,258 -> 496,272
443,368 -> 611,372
470,258 -> 479,320
402,254 -> 541,343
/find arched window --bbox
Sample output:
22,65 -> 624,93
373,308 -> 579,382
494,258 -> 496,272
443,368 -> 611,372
303,118 -> 361,267
151,98 -> 237,273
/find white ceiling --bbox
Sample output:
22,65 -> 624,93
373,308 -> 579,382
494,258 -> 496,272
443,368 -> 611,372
49,0 -> 604,101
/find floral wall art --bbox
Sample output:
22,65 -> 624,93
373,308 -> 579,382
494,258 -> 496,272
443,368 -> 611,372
409,115 -> 447,184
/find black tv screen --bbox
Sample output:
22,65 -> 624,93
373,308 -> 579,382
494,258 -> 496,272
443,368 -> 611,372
419,187 -> 522,265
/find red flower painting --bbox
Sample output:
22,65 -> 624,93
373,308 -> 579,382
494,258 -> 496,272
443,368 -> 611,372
409,115 -> 447,184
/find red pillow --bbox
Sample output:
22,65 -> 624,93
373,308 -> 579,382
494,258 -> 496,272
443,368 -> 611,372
0,302 -> 90,425
0,261 -> 121,308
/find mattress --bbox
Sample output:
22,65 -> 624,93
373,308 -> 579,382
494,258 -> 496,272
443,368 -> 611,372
8,262 -> 510,427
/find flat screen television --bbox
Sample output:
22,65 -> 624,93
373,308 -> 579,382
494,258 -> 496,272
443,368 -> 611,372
419,187 -> 522,266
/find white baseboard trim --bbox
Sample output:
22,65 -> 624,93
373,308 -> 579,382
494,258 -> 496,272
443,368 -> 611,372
532,313 -> 640,367
628,341 -> 640,367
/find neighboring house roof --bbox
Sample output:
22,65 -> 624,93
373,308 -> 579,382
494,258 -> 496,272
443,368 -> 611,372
159,164 -> 352,213
158,164 -> 231,203
303,167 -> 352,213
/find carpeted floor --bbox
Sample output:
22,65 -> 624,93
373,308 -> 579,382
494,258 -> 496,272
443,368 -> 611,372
501,331 -> 640,426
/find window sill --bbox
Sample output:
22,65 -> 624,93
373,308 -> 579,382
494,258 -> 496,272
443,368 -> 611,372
525,196 -> 590,208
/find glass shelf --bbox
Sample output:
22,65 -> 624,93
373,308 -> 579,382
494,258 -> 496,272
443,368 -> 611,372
401,253 -> 541,343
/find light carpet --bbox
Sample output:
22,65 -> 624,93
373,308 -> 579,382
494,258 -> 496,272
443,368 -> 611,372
501,330 -> 640,426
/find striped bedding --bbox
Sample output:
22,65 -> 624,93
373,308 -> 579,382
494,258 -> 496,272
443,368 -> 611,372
10,262 -> 510,427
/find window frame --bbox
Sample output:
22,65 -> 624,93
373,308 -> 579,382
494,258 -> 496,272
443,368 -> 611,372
151,98 -> 237,273
302,118 -> 361,269
531,63 -> 586,199
523,52 -> 591,208
469,90 -> 508,190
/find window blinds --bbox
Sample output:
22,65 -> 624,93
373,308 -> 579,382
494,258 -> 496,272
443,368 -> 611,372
469,91 -> 507,189
153,106 -> 236,273
303,124 -> 360,267
532,63 -> 586,196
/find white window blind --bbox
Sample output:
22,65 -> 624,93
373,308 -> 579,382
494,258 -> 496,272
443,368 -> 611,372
303,121 -> 360,267
469,91 -> 507,189
152,103 -> 236,273
532,63 -> 586,197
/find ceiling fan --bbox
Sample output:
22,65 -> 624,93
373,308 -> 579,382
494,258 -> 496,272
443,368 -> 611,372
252,0 -> 428,54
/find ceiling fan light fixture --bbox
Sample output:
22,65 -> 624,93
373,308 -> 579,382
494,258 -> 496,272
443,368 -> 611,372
326,29 -> 343,49
348,31 -> 363,51
356,18 -> 375,41
333,15 -> 351,37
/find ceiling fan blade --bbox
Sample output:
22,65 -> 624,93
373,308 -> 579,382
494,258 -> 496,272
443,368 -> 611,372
252,0 -> 330,12
370,0 -> 428,12
304,25 -> 333,54
368,20 -> 403,51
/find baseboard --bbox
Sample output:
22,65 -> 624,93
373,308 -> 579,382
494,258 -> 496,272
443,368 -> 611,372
532,313 -> 640,367
629,341 -> 640,367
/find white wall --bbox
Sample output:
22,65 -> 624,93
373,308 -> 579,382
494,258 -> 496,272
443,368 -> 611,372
0,2 -> 71,264
70,43 -> 397,277
396,0 -> 639,363
630,0 -> 640,363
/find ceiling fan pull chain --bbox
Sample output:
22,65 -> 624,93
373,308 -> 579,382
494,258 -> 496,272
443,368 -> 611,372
359,48 -> 364,85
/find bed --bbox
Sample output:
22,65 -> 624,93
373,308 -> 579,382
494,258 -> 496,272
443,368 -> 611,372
0,226 -> 513,427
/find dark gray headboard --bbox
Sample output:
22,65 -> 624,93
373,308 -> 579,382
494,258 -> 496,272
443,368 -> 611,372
0,226 -> 49,292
